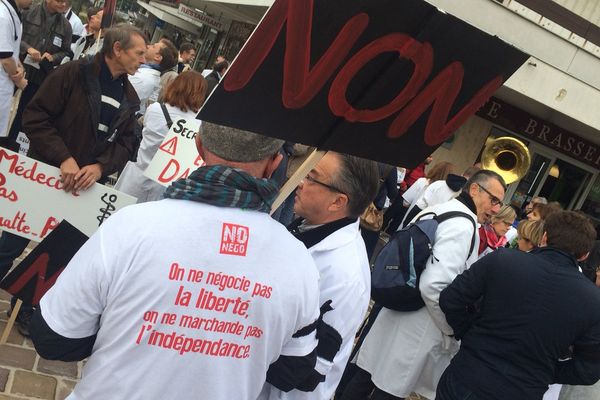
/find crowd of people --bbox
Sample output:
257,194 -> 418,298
1,3 -> 600,400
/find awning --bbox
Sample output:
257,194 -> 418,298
137,1 -> 201,34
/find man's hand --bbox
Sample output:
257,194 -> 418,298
10,69 -> 24,83
41,53 -> 54,63
60,157 -> 80,192
73,163 -> 103,192
27,48 -> 42,62
15,77 -> 27,90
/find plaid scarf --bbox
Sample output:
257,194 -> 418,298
163,165 -> 279,213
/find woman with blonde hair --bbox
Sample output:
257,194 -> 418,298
516,219 -> 544,252
115,71 -> 208,202
478,204 -> 517,257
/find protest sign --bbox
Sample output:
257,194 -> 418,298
144,119 -> 205,186
0,147 -> 136,242
0,220 -> 88,306
198,0 -> 528,168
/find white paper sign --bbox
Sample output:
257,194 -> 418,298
145,119 -> 204,186
0,147 -> 137,242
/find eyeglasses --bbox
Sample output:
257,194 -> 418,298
477,183 -> 503,206
304,174 -> 348,197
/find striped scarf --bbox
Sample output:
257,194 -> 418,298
163,165 -> 279,213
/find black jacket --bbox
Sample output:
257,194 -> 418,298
440,247 -> 600,400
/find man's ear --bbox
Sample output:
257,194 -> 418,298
577,252 -> 590,262
540,232 -> 548,247
113,41 -> 122,57
264,152 -> 283,179
328,193 -> 349,212
195,133 -> 205,159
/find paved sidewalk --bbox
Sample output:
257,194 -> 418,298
0,289 -> 81,400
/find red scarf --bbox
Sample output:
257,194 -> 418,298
478,224 -> 508,255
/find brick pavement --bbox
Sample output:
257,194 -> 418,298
0,253 -> 81,400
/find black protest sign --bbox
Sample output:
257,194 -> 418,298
199,0 -> 528,168
0,220 -> 88,305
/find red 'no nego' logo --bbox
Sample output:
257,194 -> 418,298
220,223 -> 249,256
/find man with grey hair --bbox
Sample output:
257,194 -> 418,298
29,122 -> 321,400
340,170 -> 506,400
0,24 -> 147,337
260,152 -> 379,400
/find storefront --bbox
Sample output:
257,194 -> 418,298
135,0 -> 263,70
433,96 -> 600,222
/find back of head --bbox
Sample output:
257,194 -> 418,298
426,161 -> 455,182
179,42 -> 194,54
158,39 -> 178,71
544,211 -> 596,259
532,202 -> 561,221
101,24 -> 147,58
517,220 -> 544,246
463,170 -> 507,194
214,59 -> 230,74
200,122 -> 284,163
329,153 -> 379,218
163,71 -> 207,112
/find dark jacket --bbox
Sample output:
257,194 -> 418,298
440,247 -> 600,400
205,70 -> 220,95
22,54 -> 140,177
20,2 -> 72,85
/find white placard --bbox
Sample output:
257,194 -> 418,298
144,119 -> 204,187
0,147 -> 137,242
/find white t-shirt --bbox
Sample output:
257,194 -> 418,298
41,199 -> 321,400
415,180 -> 460,210
402,177 -> 428,207
0,0 -> 22,135
66,8 -> 84,52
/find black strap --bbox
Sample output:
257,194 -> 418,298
434,211 -> 478,257
66,9 -> 72,19
159,103 -> 173,128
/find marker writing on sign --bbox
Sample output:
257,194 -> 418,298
97,193 -> 117,225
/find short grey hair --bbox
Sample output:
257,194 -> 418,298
330,153 -> 379,218
531,196 -> 548,205
199,122 -> 284,162
101,24 -> 148,58
463,170 -> 507,193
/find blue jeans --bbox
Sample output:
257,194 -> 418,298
436,368 -> 482,400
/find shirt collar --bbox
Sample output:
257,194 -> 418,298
288,217 -> 356,249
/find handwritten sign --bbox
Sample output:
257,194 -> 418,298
144,119 -> 205,186
0,221 -> 88,305
0,147 -> 136,241
198,0 -> 528,167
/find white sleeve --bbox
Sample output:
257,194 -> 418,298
419,217 -> 476,335
0,11 -> 14,53
402,178 -> 425,205
40,224 -> 112,339
314,279 -> 366,375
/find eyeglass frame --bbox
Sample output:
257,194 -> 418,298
304,174 -> 349,198
477,183 -> 503,207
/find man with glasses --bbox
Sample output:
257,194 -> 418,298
340,170 -> 506,400
260,152 -> 379,400
1,0 -> 71,150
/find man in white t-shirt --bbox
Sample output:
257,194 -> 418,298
261,152 -> 379,400
29,123 -> 322,400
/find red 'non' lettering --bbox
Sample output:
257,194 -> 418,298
223,0 -> 369,109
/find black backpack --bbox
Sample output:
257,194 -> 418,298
371,211 -> 477,311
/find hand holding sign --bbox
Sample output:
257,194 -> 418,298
60,157 -> 80,192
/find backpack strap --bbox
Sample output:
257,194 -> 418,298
434,211 -> 478,258
159,103 -> 173,129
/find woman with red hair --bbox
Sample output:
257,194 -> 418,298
115,71 -> 208,202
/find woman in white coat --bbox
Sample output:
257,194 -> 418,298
115,71 -> 207,202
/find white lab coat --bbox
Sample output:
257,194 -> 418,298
129,66 -> 161,114
355,198 -> 479,399
262,219 -> 371,400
